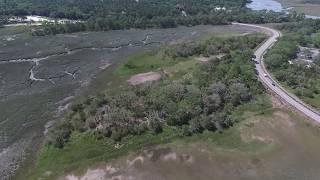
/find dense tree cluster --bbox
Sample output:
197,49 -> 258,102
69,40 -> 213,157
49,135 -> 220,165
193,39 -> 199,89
31,10 -> 301,36
165,34 -> 266,58
265,19 -> 320,105
0,0 -> 302,35
47,34 -> 265,148
0,0 -> 247,19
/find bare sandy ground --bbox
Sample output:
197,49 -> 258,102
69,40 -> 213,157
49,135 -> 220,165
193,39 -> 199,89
64,169 -> 107,180
99,63 -> 112,70
195,54 -> 226,62
127,72 -> 161,85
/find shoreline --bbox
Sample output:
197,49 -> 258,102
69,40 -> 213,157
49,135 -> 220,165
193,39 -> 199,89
274,0 -> 320,17
246,0 -> 320,18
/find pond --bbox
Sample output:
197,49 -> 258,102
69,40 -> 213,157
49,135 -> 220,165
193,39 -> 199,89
247,0 -> 320,19
246,0 -> 283,12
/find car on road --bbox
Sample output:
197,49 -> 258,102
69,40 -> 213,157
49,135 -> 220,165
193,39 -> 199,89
263,73 -> 268,77
272,82 -> 276,86
255,61 -> 259,64
251,55 -> 257,61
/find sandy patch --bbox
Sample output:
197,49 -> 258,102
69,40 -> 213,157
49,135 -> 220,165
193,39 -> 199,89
127,72 -> 161,85
3,36 -> 15,41
65,169 -> 106,180
162,152 -> 177,161
240,117 -> 275,144
57,103 -> 71,113
169,37 -> 189,45
240,110 -> 298,146
56,96 -> 75,105
127,156 -> 145,167
63,34 -> 79,38
195,54 -> 225,62
273,111 -> 295,127
62,165 -> 120,180
270,95 -> 285,108
99,63 -> 112,70
55,96 -> 75,115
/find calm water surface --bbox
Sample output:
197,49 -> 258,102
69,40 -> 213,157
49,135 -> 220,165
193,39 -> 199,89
247,0 -> 320,19
246,0 -> 283,12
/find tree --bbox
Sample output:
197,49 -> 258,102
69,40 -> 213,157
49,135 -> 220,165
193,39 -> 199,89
230,82 -> 252,105
189,118 -> 203,133
166,100 -> 193,126
204,93 -> 222,114
47,121 -> 72,148
313,33 -> 320,48
43,31 -> 267,148
158,17 -> 177,28
265,53 -> 285,69
0,15 -> 8,27
147,111 -> 163,134
200,115 -> 216,131
208,82 -> 227,98
314,56 -> 320,66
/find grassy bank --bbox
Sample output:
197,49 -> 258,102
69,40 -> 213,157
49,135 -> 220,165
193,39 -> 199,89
28,128 -> 183,179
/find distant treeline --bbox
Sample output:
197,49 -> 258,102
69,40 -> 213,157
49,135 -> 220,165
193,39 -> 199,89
303,0 -> 320,4
48,34 -> 266,148
0,0 -> 247,19
0,0 -> 305,34
31,11 -> 304,36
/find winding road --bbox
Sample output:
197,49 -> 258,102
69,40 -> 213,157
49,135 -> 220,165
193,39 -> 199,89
233,23 -> 320,123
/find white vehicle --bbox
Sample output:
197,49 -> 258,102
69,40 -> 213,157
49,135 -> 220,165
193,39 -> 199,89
263,73 -> 268,77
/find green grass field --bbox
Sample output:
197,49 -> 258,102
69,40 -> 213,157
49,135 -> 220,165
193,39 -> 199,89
28,128 -> 183,180
113,50 -> 195,76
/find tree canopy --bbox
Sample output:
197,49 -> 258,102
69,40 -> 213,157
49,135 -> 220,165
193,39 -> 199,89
0,0 -> 303,35
47,34 -> 266,147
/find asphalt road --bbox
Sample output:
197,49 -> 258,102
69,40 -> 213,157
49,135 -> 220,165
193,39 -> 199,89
233,23 -> 320,123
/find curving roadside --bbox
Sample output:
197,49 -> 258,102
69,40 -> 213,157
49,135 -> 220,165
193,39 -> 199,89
232,22 -> 320,123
